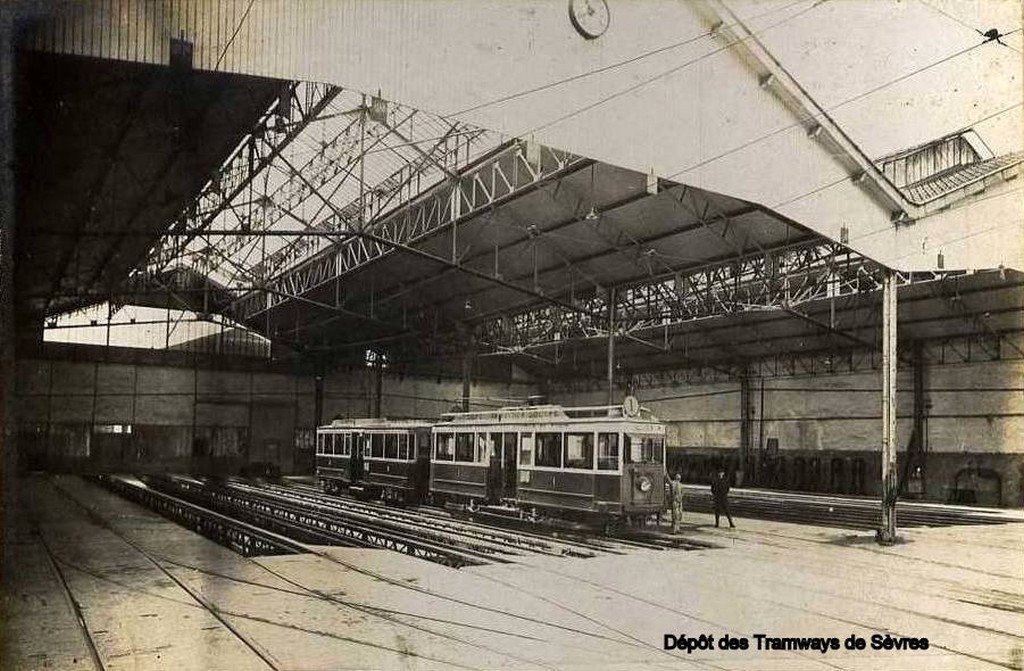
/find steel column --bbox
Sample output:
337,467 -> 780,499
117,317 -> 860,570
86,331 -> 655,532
740,369 -> 752,474
878,270 -> 898,544
606,288 -> 616,407
461,355 -> 471,412
0,10 -> 16,571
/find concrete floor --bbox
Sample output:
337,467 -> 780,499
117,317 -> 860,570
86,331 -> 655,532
2,475 -> 1021,671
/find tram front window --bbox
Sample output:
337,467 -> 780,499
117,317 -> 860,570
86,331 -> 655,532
624,434 -> 664,464
597,433 -> 619,470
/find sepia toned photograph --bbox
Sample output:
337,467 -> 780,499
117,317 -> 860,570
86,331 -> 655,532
0,1 -> 1021,669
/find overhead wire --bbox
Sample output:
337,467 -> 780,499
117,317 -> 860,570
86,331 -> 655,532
662,33 -> 1021,182
446,0 -> 808,118
916,0 -> 1022,54
522,0 -> 830,136
213,0 -> 257,71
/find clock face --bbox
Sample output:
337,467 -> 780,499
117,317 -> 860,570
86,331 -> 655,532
569,0 -> 610,40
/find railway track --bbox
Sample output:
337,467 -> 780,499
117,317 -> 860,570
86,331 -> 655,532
228,480 -> 605,558
101,473 -> 691,567
141,475 -> 494,568
50,476 -> 284,670
267,479 -> 714,552
677,485 -> 1022,530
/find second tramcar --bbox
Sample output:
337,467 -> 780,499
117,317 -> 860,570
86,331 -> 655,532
315,418 -> 432,502
430,402 -> 666,523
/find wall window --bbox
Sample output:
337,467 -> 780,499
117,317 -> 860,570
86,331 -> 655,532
597,433 -> 619,470
520,433 -> 534,466
435,433 -> 454,461
535,432 -> 562,468
564,432 -> 594,470
455,433 -> 474,462
94,424 -> 132,434
385,433 -> 398,459
371,433 -> 384,458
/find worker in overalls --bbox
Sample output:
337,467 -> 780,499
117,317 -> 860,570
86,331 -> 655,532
670,473 -> 685,533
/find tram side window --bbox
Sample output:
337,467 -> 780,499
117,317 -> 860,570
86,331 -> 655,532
435,433 -> 454,461
520,433 -> 534,466
316,433 -> 324,455
597,433 -> 619,470
455,433 -> 474,462
328,434 -> 337,456
398,434 -> 409,460
474,433 -> 485,463
536,432 -> 562,468
625,434 -> 664,463
385,433 -> 398,459
564,433 -> 594,469
343,433 -> 351,456
371,433 -> 384,459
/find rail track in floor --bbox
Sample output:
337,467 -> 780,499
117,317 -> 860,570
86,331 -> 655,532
96,474 -> 700,568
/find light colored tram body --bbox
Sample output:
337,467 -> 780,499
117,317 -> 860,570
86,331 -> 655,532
431,403 -> 666,521
315,418 -> 432,502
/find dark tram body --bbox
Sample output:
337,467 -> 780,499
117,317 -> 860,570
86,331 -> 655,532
315,418 -> 432,503
315,402 -> 667,522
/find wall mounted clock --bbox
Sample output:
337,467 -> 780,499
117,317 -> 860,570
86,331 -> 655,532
569,0 -> 610,40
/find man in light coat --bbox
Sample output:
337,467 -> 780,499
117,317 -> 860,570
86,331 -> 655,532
669,473 -> 685,533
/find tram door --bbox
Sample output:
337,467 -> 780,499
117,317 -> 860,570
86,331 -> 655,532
502,432 -> 517,497
349,433 -> 365,483
486,433 -> 503,503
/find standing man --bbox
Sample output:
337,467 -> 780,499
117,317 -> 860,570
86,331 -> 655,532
711,469 -> 735,528
670,473 -> 685,533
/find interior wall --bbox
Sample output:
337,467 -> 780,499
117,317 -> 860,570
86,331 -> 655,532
13,356 -> 538,476
549,358 -> 1024,506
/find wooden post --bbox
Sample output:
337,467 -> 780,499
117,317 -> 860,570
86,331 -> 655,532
878,271 -> 898,543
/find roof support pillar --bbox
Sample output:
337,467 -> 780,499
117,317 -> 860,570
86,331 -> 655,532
0,12 -> 17,574
372,358 -> 384,419
739,367 -> 753,480
878,270 -> 899,544
461,348 -> 472,413
606,287 -> 616,409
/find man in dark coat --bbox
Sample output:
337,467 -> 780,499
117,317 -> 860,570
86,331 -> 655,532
711,470 -> 735,528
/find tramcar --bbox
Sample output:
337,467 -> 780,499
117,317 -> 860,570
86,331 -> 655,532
315,418 -> 432,502
431,402 -> 665,522
314,400 -> 667,524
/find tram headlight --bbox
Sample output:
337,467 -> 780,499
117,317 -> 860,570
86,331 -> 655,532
637,476 -> 653,493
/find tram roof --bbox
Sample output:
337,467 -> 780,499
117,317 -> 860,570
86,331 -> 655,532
321,418 -> 434,431
438,404 -> 661,426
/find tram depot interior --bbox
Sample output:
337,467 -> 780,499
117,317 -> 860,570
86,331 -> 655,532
1,2 -> 1023,670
